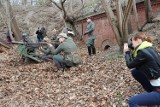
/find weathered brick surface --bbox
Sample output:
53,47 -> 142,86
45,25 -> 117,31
76,1 -> 160,49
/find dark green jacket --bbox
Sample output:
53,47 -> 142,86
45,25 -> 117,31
51,37 -> 81,66
84,21 -> 95,36
51,37 -> 77,54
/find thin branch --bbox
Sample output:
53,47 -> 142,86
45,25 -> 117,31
60,0 -> 67,19
50,0 -> 62,10
62,0 -> 67,4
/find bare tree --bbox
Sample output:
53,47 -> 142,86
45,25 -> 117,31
5,0 -> 21,41
5,0 -> 14,41
100,0 -> 133,51
144,0 -> 153,23
51,0 -> 79,35
132,0 -> 140,31
22,0 -> 27,5
122,0 -> 133,42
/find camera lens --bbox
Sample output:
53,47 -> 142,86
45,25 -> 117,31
128,41 -> 133,49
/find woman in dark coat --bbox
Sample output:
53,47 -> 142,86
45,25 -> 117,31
124,32 -> 160,107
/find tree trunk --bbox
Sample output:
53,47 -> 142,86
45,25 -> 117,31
5,0 -> 14,41
0,0 -> 2,6
116,0 -> 123,36
144,0 -> 153,23
31,0 -> 34,5
6,0 -> 21,41
128,15 -> 133,34
52,0 -> 79,36
132,0 -> 140,31
122,0 -> 133,42
22,0 -> 27,5
100,0 -> 122,47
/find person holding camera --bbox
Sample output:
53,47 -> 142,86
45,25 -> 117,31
36,27 -> 43,42
128,35 -> 154,93
124,32 -> 160,107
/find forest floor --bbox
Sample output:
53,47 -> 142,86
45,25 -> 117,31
4,22 -> 160,106
0,20 -> 160,107
0,45 -> 142,107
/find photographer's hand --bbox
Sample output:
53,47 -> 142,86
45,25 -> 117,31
123,43 -> 129,53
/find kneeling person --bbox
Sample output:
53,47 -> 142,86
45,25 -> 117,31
48,33 -> 81,71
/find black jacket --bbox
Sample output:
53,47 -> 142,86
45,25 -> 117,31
36,30 -> 42,37
125,47 -> 160,80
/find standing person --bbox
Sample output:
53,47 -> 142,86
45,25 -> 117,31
124,32 -> 160,107
41,27 -> 47,39
5,30 -> 14,43
47,33 -> 81,71
84,17 -> 96,56
36,27 -> 43,42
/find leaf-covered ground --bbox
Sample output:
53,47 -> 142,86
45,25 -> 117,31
0,46 -> 144,107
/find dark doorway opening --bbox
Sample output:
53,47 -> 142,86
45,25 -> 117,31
104,45 -> 110,51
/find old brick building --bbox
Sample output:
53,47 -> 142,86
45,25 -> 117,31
76,0 -> 160,50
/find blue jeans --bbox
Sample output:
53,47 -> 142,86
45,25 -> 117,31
131,68 -> 154,92
37,35 -> 43,42
128,91 -> 160,107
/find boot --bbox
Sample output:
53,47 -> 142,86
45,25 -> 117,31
92,46 -> 96,55
87,46 -> 92,56
54,64 -> 63,72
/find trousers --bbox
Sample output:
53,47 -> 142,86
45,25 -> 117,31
131,68 -> 154,92
128,91 -> 160,107
88,45 -> 96,55
53,55 -> 64,68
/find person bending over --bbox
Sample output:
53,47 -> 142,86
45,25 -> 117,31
124,32 -> 160,107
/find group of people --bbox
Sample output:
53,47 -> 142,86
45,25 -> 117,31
17,17 -> 160,106
21,26 -> 83,71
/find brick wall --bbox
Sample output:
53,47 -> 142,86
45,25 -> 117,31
76,1 -> 160,49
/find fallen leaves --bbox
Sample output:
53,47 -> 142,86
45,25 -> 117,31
0,47 -> 144,107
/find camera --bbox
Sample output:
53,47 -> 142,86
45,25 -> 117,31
128,41 -> 134,49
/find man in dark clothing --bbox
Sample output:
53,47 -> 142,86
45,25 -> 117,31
36,27 -> 43,42
84,17 -> 96,56
41,27 -> 47,39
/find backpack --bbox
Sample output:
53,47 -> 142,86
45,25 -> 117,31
72,54 -> 82,65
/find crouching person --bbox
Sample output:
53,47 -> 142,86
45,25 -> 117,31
47,33 -> 81,71
39,37 -> 53,62
124,32 -> 160,107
